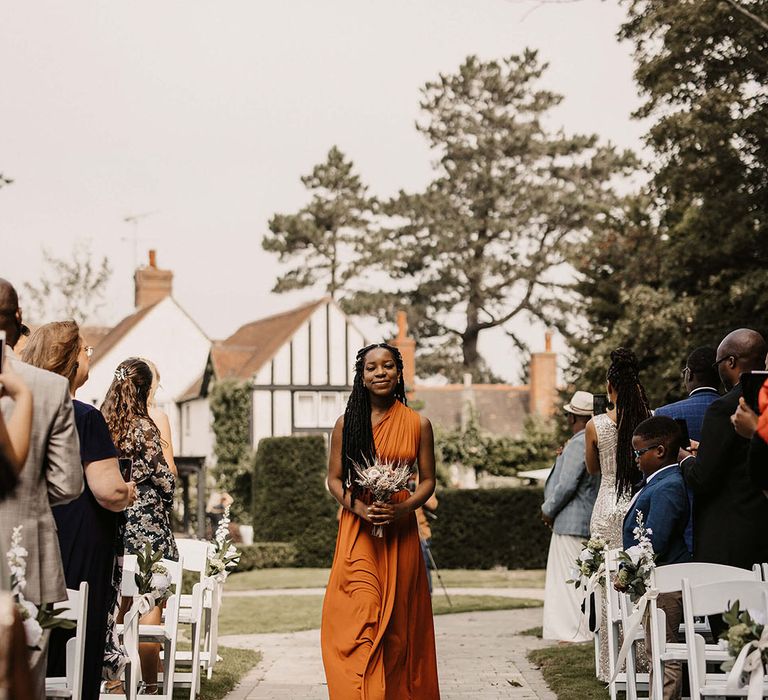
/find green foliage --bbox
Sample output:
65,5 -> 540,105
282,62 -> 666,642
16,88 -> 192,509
233,542 -> 297,572
430,487 -> 551,569
262,146 -> 373,300
720,599 -> 767,671
252,436 -> 338,567
23,241 -> 112,325
529,643 -> 608,700
346,50 -> 635,380
436,406 -> 558,478
209,380 -> 253,520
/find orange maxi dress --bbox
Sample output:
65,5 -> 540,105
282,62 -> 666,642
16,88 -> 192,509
321,400 -> 440,700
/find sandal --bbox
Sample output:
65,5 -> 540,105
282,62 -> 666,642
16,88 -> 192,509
103,680 -> 124,694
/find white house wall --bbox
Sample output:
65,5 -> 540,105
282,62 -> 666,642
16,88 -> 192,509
310,306 -> 328,385
179,397 -> 214,461
291,325 -> 310,385
253,391 -> 272,445
82,296 -> 210,454
328,304 -> 348,386
273,390 -> 292,436
272,344 -> 291,385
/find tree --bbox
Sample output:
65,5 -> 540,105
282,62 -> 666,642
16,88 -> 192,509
350,51 -> 636,380
209,379 -> 253,519
23,242 -> 112,325
262,146 -> 373,300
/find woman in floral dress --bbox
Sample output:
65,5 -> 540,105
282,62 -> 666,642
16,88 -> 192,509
102,358 -> 178,694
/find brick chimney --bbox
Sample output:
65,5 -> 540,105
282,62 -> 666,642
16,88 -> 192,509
390,310 -> 416,393
134,249 -> 173,309
529,330 -> 557,416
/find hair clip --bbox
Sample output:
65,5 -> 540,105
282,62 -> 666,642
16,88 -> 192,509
114,367 -> 128,382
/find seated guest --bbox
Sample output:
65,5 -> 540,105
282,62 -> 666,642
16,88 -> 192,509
541,390 -> 599,643
620,416 -> 691,700
21,322 -> 137,700
655,346 -> 720,441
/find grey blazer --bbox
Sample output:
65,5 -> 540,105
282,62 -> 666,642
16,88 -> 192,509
0,349 -> 83,604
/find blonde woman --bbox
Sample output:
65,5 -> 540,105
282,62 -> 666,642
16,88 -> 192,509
143,359 -> 178,478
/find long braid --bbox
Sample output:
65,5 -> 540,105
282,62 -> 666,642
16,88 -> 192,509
341,343 -> 407,506
607,347 -> 652,497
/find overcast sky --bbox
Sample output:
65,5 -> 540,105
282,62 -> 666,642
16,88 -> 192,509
2,0 -> 647,382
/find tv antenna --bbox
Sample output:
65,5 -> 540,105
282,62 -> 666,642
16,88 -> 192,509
122,210 -> 158,269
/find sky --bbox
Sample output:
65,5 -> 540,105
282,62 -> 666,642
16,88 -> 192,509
1,0 -> 648,382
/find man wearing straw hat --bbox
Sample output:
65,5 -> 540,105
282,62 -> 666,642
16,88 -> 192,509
541,390 -> 600,642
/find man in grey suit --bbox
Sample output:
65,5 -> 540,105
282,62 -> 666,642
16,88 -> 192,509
0,280 -> 83,699
541,390 -> 600,642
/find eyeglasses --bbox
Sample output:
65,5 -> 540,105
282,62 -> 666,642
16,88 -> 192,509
633,444 -> 661,458
83,346 -> 94,358
712,355 -> 736,370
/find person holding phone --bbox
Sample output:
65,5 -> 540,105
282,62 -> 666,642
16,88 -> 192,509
21,321 -> 136,700
0,352 -> 33,479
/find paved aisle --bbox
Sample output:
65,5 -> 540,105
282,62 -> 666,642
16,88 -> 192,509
222,607 -> 556,700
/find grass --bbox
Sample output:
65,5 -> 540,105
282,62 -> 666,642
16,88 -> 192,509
218,594 -> 542,636
173,646 -> 261,700
520,625 -> 542,638
225,567 -> 545,591
529,642 -> 609,700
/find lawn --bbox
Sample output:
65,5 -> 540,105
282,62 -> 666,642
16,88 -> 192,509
218,594 -> 542,636
225,567 -> 545,591
529,642 -> 609,700
173,646 -> 261,700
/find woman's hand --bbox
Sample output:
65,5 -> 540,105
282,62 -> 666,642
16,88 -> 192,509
125,481 -> 138,508
365,500 -> 410,526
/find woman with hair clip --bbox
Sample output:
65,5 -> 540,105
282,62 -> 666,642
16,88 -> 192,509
101,357 -> 178,695
585,346 -> 651,681
321,343 -> 440,699
20,321 -> 137,700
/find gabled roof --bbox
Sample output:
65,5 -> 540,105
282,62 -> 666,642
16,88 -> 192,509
90,301 -> 161,363
215,297 -> 328,380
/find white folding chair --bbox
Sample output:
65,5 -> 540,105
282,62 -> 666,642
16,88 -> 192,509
648,563 -> 759,700
604,548 -> 649,700
45,582 -> 88,699
114,555 -> 183,700
682,577 -> 768,698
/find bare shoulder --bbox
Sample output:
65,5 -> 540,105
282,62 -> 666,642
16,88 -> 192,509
419,414 -> 433,434
150,408 -> 171,430
334,415 -> 344,431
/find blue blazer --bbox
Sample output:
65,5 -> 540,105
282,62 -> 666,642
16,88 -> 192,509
622,465 -> 692,566
654,388 -> 720,442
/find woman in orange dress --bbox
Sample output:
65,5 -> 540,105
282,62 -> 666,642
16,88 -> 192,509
321,343 -> 440,700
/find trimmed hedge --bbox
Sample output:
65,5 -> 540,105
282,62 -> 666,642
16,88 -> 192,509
430,487 -> 550,569
234,542 -> 297,572
252,436 -> 338,568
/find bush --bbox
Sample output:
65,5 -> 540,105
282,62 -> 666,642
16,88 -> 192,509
234,542 -> 297,572
430,487 -> 550,569
252,436 -> 339,568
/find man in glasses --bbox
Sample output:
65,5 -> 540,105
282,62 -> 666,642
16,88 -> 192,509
681,328 -> 768,575
655,346 -> 720,442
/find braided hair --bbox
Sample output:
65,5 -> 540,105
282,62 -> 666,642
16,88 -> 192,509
606,347 -> 651,497
341,343 -> 407,505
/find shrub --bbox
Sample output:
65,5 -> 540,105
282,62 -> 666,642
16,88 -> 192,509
252,436 -> 339,568
430,487 -> 550,569
234,542 -> 297,572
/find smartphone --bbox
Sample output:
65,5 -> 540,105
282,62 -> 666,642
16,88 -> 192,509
0,329 -> 5,370
674,418 -> 691,451
118,457 -> 133,482
741,371 -> 768,414
593,393 -> 608,415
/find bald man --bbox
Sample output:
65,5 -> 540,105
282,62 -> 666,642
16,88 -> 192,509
681,329 -> 768,570
0,279 -> 82,699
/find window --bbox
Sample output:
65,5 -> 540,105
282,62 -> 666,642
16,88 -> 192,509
294,392 -> 318,428
319,393 -> 339,427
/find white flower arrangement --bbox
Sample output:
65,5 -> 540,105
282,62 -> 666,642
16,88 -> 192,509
614,511 -> 656,604
6,526 -> 75,648
566,537 -> 606,588
134,543 -> 171,603
206,505 -> 241,582
351,455 -> 415,537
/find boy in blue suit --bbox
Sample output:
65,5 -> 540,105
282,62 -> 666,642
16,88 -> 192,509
622,416 -> 692,700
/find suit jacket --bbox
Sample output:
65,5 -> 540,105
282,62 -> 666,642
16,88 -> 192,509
654,388 -> 720,442
542,430 -> 600,538
0,349 -> 82,604
682,384 -> 768,569
623,465 -> 691,566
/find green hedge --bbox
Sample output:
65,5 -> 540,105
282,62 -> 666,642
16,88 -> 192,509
234,542 -> 297,572
430,487 -> 550,569
252,436 -> 338,568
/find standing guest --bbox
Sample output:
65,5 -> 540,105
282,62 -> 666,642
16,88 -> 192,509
655,346 -> 720,441
0,591 -> 35,700
541,390 -> 599,643
619,416 -> 691,700
681,329 -> 768,570
0,280 -> 82,700
143,359 -> 178,477
321,344 -> 439,699
586,347 -> 651,680
21,321 -> 137,700
102,358 -> 178,695
0,359 -> 33,477
731,370 -> 768,492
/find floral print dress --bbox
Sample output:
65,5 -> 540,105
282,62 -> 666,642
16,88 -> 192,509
120,417 -> 178,561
